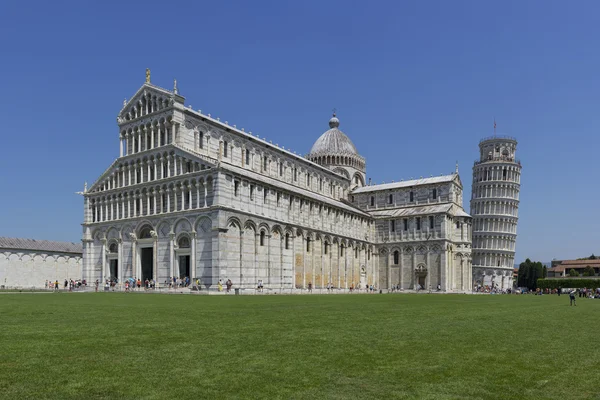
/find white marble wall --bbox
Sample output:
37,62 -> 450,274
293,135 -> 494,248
0,250 -> 82,288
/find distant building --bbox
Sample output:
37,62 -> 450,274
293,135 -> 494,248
0,237 -> 82,288
547,259 -> 600,278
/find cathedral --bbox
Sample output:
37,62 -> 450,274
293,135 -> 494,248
82,73 -> 472,292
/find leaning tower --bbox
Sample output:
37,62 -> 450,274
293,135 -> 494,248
470,134 -> 522,290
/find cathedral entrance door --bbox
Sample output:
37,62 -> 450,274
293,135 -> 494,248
178,255 -> 190,279
415,264 -> 428,290
109,259 -> 119,282
141,247 -> 153,282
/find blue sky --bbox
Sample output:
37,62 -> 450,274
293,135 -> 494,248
1,0 -> 598,263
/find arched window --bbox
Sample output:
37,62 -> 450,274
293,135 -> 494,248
285,233 -> 290,250
393,250 -> 399,265
178,236 -> 190,248
260,231 -> 265,246
324,242 -> 329,255
109,243 -> 118,253
370,196 -> 375,206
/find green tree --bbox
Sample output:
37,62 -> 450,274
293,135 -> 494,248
590,254 -> 597,260
569,268 -> 579,277
583,266 -> 595,276
517,259 -> 545,290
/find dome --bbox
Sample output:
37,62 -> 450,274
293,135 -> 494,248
308,114 -> 359,157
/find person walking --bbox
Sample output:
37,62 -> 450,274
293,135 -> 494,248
569,290 -> 577,306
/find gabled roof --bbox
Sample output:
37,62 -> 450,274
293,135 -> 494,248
352,174 -> 460,194
118,83 -> 182,117
0,237 -> 82,254
368,204 -> 453,218
220,163 -> 371,218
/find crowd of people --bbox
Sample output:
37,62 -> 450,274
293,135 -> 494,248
45,279 -> 87,291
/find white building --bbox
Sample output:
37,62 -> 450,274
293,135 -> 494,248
0,237 -> 82,288
470,135 -> 522,289
82,74 -> 472,292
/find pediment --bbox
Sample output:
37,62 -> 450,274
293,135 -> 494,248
117,83 -> 185,123
453,173 -> 463,189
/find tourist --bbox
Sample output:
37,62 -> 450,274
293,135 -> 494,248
54,280 -> 59,291
44,280 -> 48,289
95,279 -> 99,292
569,290 -> 577,306
308,282 -> 312,293
226,279 -> 233,292
218,279 -> 223,292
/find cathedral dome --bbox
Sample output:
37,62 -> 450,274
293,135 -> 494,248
308,114 -> 359,157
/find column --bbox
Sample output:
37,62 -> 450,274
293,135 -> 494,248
117,239 -> 123,288
203,185 -> 207,207
133,194 -> 137,216
344,246 -> 348,289
196,181 -> 200,208
188,185 -> 192,210
167,156 -> 171,178
387,251 -> 391,290
171,122 -> 176,144
320,241 -> 324,289
146,192 -> 150,216
426,249 -> 431,290
150,125 -> 155,149
169,233 -> 175,281
101,239 -> 107,283
153,190 -> 157,214
190,232 -> 197,283
399,248 -> 404,289
159,190 -> 164,214
131,238 -> 137,279
412,250 -> 416,289
153,234 -> 158,282
167,189 -> 171,212
120,137 -> 123,157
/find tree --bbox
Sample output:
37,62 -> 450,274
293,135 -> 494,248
569,268 -> 579,277
517,259 -> 545,290
583,266 -> 596,276
590,254 -> 597,260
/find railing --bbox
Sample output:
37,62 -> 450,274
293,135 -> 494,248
474,157 -> 521,166
479,135 -> 517,143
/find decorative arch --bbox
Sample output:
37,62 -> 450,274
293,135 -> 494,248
244,219 -> 257,233
194,216 -> 212,234
106,227 -> 119,240
227,216 -> 242,230
257,222 -> 271,235
135,220 -> 155,235
174,217 -> 192,234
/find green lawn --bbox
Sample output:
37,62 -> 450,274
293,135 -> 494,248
0,293 -> 598,399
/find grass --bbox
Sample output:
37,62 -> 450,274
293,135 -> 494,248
0,293 -> 598,400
